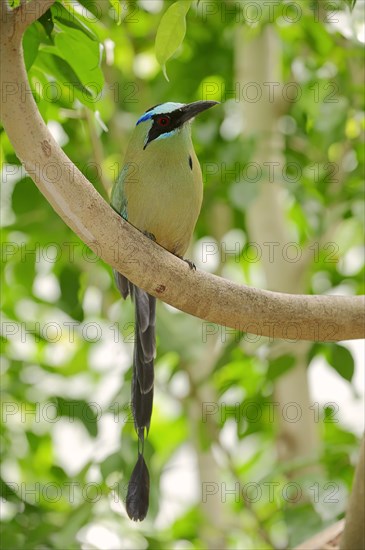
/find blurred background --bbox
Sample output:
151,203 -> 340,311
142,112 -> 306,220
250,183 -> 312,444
1,0 -> 364,548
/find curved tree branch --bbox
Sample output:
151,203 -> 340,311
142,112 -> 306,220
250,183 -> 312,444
1,1 -> 364,342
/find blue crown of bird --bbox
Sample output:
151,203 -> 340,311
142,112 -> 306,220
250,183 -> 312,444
110,100 -> 219,521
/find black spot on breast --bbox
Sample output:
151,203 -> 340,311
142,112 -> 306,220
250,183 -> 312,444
189,155 -> 193,170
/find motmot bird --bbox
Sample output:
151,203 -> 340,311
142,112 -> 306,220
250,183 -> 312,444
111,100 -> 219,521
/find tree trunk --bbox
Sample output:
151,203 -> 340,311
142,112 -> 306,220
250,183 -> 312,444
235,25 -> 319,464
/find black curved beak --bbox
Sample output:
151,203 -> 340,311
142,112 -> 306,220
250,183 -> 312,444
177,100 -> 219,124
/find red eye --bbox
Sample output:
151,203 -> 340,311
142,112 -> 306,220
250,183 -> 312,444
157,116 -> 170,127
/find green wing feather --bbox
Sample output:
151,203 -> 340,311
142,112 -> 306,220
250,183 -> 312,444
110,163 -> 129,220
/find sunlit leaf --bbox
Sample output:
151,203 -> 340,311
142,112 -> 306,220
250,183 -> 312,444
51,397 -> 99,437
59,265 -> 83,320
327,344 -> 355,382
34,51 -> 97,108
267,354 -> 296,380
155,0 -> 192,81
52,3 -> 98,41
344,0 -> 357,10
100,452 -> 126,478
109,0 -> 123,25
22,25 -> 40,70
54,25 -> 104,92
76,0 -> 103,19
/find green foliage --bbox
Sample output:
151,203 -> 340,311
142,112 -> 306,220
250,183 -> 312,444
344,0 -> 357,10
155,0 -> 193,81
1,0 -> 364,548
323,344 -> 355,382
267,355 -> 296,381
108,0 -> 123,25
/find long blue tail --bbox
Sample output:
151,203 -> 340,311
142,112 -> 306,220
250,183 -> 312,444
114,271 -> 156,521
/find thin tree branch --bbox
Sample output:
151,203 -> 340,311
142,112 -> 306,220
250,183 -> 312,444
1,1 -> 364,342
296,519 -> 345,550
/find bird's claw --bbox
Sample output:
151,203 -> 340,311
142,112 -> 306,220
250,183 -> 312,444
144,231 -> 156,242
179,257 -> 196,270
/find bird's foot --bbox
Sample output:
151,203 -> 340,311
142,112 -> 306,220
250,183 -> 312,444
177,256 -> 196,270
143,231 -> 156,242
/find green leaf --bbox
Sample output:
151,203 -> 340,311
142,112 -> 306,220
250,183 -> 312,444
109,0 -> 123,25
59,265 -> 83,320
38,8 -> 54,39
286,502 -> 323,548
155,0 -> 192,81
344,0 -> 357,10
34,51 -> 96,109
54,25 -> 104,93
76,0 -> 103,19
267,354 -> 296,381
12,176 -> 44,215
100,452 -> 125,478
50,397 -> 99,437
52,3 -> 97,41
327,344 -> 355,382
23,24 -> 41,70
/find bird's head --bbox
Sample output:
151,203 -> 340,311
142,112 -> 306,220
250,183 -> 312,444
135,101 -> 219,150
